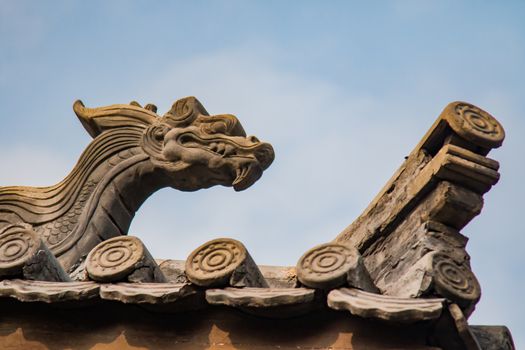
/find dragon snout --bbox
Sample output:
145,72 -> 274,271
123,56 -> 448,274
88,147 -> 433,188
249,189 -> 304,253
253,142 -> 274,170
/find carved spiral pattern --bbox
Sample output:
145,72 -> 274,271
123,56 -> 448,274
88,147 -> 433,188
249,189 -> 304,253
0,227 -> 40,275
445,102 -> 504,148
162,97 -> 203,127
86,236 -> 144,282
185,238 -> 246,286
297,243 -> 358,289
142,124 -> 170,158
432,254 -> 481,307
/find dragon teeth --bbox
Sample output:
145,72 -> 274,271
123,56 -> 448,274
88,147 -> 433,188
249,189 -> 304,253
233,165 -> 250,185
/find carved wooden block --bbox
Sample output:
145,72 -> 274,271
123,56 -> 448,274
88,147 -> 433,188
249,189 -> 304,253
185,238 -> 268,288
206,287 -> 316,308
296,243 -> 378,292
424,144 -> 500,194
327,287 -> 444,323
99,282 -> 197,304
86,236 -> 165,283
0,225 -> 70,282
0,279 -> 99,302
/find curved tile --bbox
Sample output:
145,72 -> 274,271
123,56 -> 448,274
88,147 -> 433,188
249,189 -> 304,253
206,287 -> 315,308
328,287 -> 444,323
100,282 -> 196,304
0,279 -> 99,302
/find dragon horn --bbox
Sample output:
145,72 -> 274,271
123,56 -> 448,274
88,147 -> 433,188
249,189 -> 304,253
73,100 -> 159,138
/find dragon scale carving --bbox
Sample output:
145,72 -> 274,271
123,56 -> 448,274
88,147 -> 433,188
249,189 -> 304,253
0,97 -> 274,271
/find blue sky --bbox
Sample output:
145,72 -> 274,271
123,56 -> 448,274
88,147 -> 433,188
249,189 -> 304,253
1,0 -> 524,346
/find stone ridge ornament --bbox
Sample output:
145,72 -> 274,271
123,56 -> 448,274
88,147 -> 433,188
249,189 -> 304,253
431,252 -> 481,311
0,227 -> 41,277
0,97 -> 274,272
443,102 -> 505,149
86,235 -> 165,283
296,242 -> 378,292
0,225 -> 70,282
186,238 -> 268,288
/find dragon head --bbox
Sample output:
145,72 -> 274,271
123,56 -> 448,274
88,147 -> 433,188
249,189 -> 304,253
74,97 -> 274,192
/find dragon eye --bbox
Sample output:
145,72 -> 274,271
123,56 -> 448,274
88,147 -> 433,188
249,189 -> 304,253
150,124 -> 170,141
209,122 -> 228,134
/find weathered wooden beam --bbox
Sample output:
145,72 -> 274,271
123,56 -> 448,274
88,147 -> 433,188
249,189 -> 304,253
85,235 -> 166,283
334,146 -> 495,251
333,102 -> 503,317
185,238 -> 268,288
334,102 -> 503,251
0,225 -> 70,282
362,183 -> 482,315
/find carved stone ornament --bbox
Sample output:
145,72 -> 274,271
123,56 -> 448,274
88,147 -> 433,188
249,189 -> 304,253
432,253 -> 481,311
0,226 -> 42,277
296,243 -> 378,292
442,102 -> 505,149
0,225 -> 69,281
185,238 -> 268,288
86,235 -> 165,283
0,97 -> 274,272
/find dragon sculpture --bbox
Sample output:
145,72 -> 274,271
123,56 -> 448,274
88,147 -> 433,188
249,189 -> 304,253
0,97 -> 274,272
